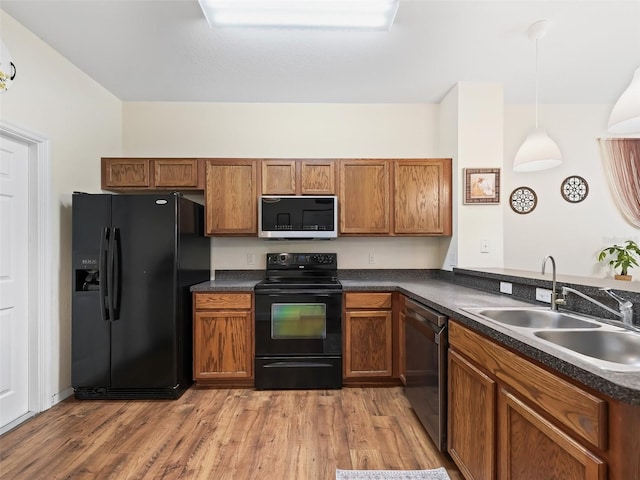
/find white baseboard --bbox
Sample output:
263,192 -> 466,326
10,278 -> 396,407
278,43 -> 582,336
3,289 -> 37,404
52,387 -> 74,406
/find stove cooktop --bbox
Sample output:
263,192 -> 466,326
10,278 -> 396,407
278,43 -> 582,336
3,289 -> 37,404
255,252 -> 341,290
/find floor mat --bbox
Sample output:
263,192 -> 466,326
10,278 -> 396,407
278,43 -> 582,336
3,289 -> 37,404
336,467 -> 451,480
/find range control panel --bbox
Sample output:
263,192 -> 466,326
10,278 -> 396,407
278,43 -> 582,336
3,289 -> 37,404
266,253 -> 337,269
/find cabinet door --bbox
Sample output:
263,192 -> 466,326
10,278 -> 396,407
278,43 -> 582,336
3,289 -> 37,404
300,160 -> 335,195
394,159 -> 452,235
102,158 -> 151,188
339,159 -> 390,234
154,159 -> 198,188
261,160 -> 296,195
193,310 -> 253,379
448,349 -> 497,480
205,160 -> 257,235
344,310 -> 393,378
498,389 -> 605,480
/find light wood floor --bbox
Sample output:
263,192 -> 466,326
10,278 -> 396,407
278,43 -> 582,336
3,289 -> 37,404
0,387 -> 462,480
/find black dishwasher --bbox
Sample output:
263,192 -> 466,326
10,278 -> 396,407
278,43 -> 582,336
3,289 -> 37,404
404,298 -> 448,451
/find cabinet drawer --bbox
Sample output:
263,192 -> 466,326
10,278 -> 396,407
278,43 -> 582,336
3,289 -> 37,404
344,292 -> 392,309
449,321 -> 607,450
195,293 -> 252,310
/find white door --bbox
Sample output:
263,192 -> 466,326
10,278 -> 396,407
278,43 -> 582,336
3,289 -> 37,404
0,134 -> 30,428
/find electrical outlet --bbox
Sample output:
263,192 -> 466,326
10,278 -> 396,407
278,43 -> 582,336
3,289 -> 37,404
368,252 -> 376,264
481,239 -> 490,253
247,253 -> 256,265
536,288 -> 552,303
500,281 -> 512,295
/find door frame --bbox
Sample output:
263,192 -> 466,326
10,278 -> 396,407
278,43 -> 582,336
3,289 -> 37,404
0,121 -> 52,434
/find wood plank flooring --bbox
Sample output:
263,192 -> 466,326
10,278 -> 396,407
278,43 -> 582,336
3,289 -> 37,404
0,387 -> 463,480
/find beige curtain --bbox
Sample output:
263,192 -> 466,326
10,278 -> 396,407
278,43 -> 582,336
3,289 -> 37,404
599,138 -> 640,229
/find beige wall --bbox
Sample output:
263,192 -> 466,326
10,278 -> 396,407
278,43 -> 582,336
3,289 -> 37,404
442,83 -> 505,272
123,99 -> 640,280
0,11 -> 122,401
503,104 -> 639,278
123,101 -> 450,272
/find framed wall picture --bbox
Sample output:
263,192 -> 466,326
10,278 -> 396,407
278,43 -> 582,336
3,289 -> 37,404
463,168 -> 500,204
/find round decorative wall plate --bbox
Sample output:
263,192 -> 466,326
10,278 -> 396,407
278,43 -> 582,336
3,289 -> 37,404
510,186 -> 537,214
561,175 -> 588,203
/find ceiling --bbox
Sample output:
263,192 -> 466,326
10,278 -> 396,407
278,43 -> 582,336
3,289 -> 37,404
2,0 -> 639,104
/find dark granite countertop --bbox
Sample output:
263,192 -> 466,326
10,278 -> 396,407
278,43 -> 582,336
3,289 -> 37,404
190,269 -> 640,405
191,279 -> 260,292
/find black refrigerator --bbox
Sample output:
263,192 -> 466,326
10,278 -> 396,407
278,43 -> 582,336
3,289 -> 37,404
71,193 -> 210,399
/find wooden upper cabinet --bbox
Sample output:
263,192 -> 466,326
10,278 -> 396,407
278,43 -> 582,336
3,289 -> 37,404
394,159 -> 452,235
102,158 -> 151,189
205,159 -> 258,236
339,159 -> 390,234
101,157 -> 203,191
154,159 -> 199,189
261,160 -> 297,195
300,160 -> 336,195
261,159 -> 335,195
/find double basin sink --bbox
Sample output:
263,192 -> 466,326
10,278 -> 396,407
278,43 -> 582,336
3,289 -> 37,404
462,307 -> 640,370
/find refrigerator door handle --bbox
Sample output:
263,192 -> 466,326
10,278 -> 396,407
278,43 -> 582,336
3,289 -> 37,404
106,226 -> 116,322
99,227 -> 110,322
112,227 -> 122,320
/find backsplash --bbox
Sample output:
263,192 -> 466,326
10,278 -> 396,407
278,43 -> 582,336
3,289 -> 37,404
452,268 -> 640,325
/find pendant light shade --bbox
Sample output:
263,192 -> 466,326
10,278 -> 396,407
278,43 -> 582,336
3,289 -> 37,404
514,20 -> 562,172
608,67 -> 640,134
514,128 -> 563,172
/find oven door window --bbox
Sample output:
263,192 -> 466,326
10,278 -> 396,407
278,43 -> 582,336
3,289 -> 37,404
271,303 -> 326,339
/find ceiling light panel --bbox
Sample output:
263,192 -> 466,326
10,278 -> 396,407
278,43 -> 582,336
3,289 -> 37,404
198,0 -> 400,30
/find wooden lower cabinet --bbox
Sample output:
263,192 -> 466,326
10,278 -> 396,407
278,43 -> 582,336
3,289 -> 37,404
448,320 -> 611,480
498,389 -> 605,480
193,292 -> 253,386
343,292 -> 398,384
448,349 -> 496,480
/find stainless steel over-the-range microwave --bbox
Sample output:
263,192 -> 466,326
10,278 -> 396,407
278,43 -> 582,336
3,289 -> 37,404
258,195 -> 338,239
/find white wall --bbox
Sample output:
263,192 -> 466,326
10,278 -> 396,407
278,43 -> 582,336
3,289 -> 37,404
503,104 -> 639,278
0,11 -> 122,402
455,83 -> 505,270
123,102 -> 451,272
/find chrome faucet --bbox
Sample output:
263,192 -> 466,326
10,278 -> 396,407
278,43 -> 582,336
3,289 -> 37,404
541,255 -> 559,310
600,288 -> 634,325
560,286 -> 635,326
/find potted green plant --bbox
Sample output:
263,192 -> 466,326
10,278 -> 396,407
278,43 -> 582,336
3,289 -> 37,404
598,240 -> 640,281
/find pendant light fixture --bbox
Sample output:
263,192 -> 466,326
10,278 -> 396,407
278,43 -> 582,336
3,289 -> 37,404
514,20 -> 563,172
608,67 -> 640,134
